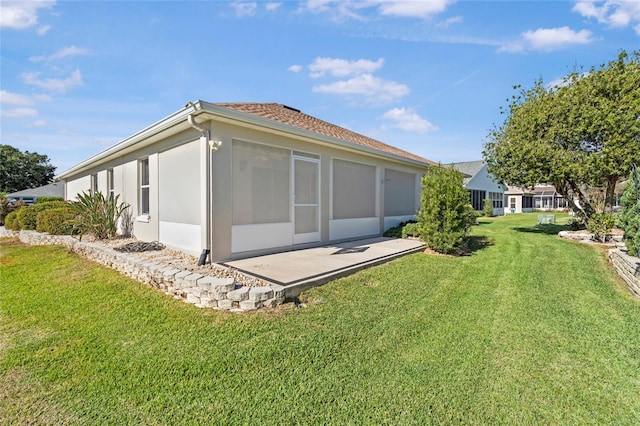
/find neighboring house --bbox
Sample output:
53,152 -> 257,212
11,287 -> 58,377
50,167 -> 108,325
532,185 -> 569,211
504,186 -> 534,214
58,101 -> 435,261
449,160 -> 506,216
5,182 -> 65,204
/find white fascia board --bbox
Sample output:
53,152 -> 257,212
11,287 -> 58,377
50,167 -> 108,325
56,105 -> 198,179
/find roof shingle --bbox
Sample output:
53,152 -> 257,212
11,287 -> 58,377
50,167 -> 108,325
214,103 -> 435,165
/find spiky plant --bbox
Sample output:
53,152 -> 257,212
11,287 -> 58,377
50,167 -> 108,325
72,191 -> 130,240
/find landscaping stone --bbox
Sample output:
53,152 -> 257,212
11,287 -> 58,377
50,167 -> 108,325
249,286 -> 273,302
227,286 -> 250,302
239,300 -> 262,310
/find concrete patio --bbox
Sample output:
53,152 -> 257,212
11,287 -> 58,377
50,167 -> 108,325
221,237 -> 425,298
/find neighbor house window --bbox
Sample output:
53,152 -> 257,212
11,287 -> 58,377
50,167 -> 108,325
333,159 -> 376,219
522,195 -> 533,209
509,197 -> 516,210
232,140 -> 290,225
489,192 -> 503,209
469,189 -> 486,211
384,169 -> 416,216
107,168 -> 114,201
139,158 -> 149,215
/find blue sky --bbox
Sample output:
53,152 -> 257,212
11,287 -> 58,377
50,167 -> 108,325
1,1 -> 639,174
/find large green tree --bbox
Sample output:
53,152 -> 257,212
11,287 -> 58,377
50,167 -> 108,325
0,145 -> 56,193
483,50 -> 640,223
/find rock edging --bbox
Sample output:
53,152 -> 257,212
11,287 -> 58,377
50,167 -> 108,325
608,248 -> 640,298
1,227 -> 284,311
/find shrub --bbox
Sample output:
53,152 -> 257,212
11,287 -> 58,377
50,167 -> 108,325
4,210 -> 20,230
417,165 -> 474,255
36,196 -> 64,203
482,198 -> 493,217
36,207 -> 76,235
383,220 -> 417,238
401,222 -> 420,238
16,201 -> 70,230
567,217 -> 585,231
72,191 -> 129,240
617,172 -> 640,256
587,213 -> 616,243
0,197 -> 16,225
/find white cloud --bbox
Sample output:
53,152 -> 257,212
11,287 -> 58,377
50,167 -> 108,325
265,2 -> 282,11
1,107 -> 39,118
21,69 -> 83,94
313,73 -> 409,104
381,107 -> 437,133
28,120 -> 47,128
573,1 -> 640,30
36,24 -> 51,35
377,0 -> 455,18
0,0 -> 55,29
437,15 -> 463,28
29,45 -> 92,63
301,0 -> 453,20
499,26 -> 593,52
231,1 -> 257,17
0,90 -> 51,106
288,64 -> 303,73
309,57 -> 384,78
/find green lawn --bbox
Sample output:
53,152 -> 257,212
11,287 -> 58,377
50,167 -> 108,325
1,213 -> 640,424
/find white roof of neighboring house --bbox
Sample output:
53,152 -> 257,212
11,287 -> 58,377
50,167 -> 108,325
58,101 -> 436,179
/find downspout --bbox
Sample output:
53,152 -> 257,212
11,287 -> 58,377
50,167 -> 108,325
187,111 -> 221,265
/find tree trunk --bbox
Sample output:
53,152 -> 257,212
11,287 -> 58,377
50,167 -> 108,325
604,176 -> 618,213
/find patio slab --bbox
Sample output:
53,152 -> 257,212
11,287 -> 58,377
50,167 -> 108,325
220,237 -> 425,299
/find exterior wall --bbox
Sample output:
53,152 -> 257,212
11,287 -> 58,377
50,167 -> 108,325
505,194 -> 533,214
65,175 -> 91,201
158,140 -> 201,254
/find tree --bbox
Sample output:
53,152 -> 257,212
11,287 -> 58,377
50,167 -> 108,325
483,50 -> 640,224
617,167 -> 640,256
0,145 -> 56,193
417,165 -> 475,254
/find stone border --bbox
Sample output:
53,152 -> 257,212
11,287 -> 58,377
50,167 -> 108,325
0,227 -> 284,311
608,248 -> 640,298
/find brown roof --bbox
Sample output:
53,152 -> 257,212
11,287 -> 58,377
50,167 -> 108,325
214,103 -> 435,165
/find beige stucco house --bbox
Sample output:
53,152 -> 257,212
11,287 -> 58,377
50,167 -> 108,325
58,101 -> 435,261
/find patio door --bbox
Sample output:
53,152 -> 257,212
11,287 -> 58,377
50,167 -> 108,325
293,156 -> 320,244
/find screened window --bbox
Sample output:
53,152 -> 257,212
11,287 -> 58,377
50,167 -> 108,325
384,169 -> 416,216
509,197 -> 516,209
523,195 -> 533,209
489,192 -> 503,209
232,140 -> 290,225
469,189 -> 486,211
139,158 -> 149,215
333,159 -> 376,219
107,169 -> 114,201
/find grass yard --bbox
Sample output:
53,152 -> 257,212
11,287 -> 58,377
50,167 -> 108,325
1,213 -> 640,424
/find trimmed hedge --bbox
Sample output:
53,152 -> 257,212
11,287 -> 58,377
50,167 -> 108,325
4,210 -> 20,230
36,207 -> 76,235
36,196 -> 64,203
16,201 -> 71,230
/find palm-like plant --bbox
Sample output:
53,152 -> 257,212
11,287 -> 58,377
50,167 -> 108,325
72,191 -> 130,240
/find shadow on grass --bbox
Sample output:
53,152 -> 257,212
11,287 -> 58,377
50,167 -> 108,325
462,235 -> 494,255
512,224 -> 569,236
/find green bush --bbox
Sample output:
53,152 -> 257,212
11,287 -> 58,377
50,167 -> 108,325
401,222 -> 420,238
567,217 -> 585,231
36,207 -> 76,235
587,213 -> 616,243
72,191 -> 129,240
0,197 -> 17,225
4,210 -> 20,230
617,173 -> 640,256
36,196 -> 64,203
482,198 -> 493,217
417,165 -> 474,255
383,220 -> 417,238
16,201 -> 70,230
